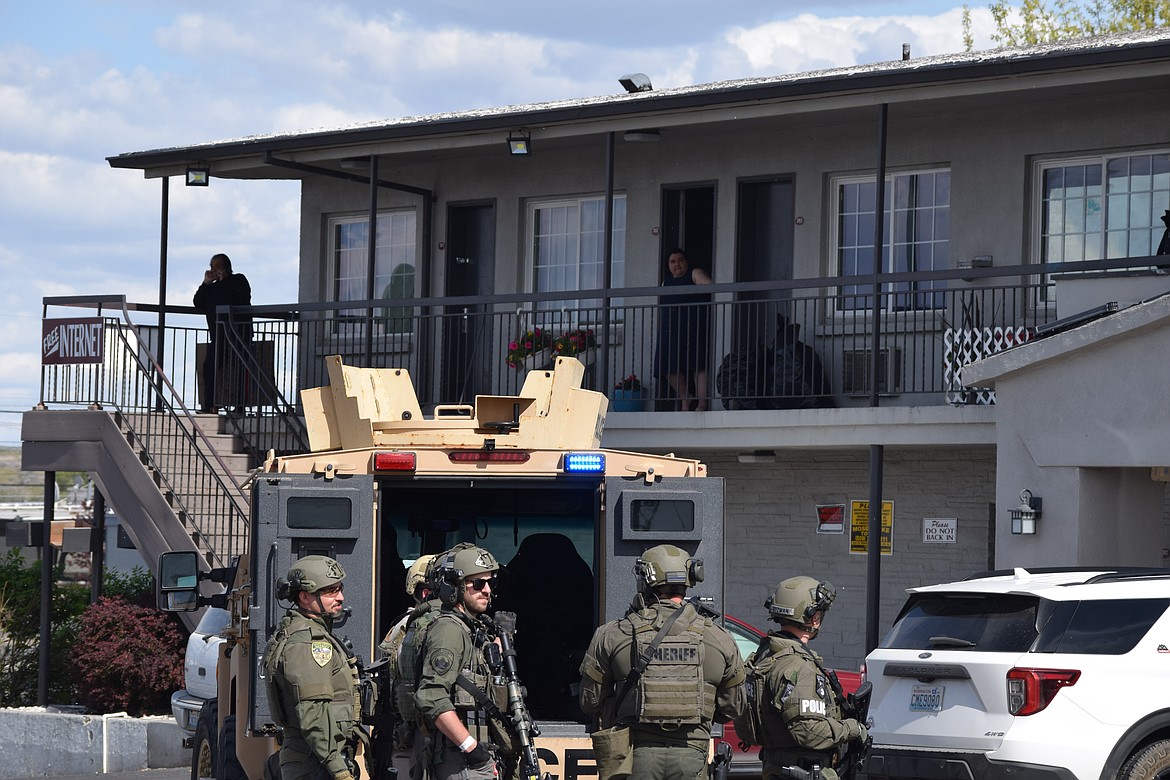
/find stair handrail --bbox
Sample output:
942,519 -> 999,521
115,298 -> 247,497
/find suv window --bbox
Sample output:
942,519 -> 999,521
880,594 -> 1039,652
1034,598 -> 1170,654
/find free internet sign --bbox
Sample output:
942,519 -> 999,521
42,317 -> 104,365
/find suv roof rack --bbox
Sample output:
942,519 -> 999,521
961,566 -> 1169,582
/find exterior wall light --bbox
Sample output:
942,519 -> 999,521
1010,489 -> 1042,535
507,131 -> 531,156
186,165 -> 210,186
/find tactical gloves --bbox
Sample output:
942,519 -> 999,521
845,719 -> 868,743
466,743 -> 494,769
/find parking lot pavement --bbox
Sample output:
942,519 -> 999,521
51,770 -> 187,780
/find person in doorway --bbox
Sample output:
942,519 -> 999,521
747,576 -> 867,780
193,252 -> 252,413
655,248 -> 713,411
263,556 -> 363,780
579,544 -> 746,780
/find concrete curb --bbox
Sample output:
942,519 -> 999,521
0,708 -> 189,778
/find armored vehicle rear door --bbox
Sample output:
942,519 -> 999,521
248,472 -> 376,734
603,475 -> 724,623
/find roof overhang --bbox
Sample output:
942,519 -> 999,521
107,30 -> 1170,180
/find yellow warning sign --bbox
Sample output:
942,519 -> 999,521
850,500 -> 893,555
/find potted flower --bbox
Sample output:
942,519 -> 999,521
552,327 -> 597,362
506,328 -> 553,370
611,374 -> 646,412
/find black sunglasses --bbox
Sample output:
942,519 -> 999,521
466,576 -> 497,592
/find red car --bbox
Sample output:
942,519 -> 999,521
718,615 -> 862,776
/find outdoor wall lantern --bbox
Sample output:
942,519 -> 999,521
1010,489 -> 1042,535
185,165 -> 211,186
506,130 -> 531,156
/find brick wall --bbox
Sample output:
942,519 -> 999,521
702,447 -> 997,671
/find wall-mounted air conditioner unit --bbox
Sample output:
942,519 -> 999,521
842,348 -> 903,395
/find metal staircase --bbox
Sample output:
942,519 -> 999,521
26,300 -> 257,601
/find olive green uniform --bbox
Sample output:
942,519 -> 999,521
579,600 -> 747,780
756,632 -> 864,780
382,598 -> 444,780
414,609 -> 504,780
265,609 -> 362,780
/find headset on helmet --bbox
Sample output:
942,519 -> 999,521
404,554 -> 437,599
276,555 -> 346,601
766,576 -> 836,626
633,544 -> 704,592
433,543 -> 500,607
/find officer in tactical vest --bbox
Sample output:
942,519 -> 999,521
579,544 -> 747,780
750,576 -> 867,780
263,555 -> 363,780
380,554 -> 440,780
414,543 -> 510,780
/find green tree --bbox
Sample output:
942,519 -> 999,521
0,549 -> 88,705
976,0 -> 1170,47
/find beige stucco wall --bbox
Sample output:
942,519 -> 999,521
296,78 -> 1167,304
965,295 -> 1170,568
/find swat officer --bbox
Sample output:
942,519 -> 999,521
263,555 -> 362,780
579,544 -> 746,780
380,554 -> 441,780
752,577 -> 867,780
414,543 -> 509,780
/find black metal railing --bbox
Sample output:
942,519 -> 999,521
40,258 -> 1169,452
38,298 -> 250,564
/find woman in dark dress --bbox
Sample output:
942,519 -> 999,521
655,248 -> 713,410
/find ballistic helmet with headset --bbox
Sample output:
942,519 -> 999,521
434,543 -> 500,607
276,555 -> 346,601
766,576 -> 836,630
404,554 -> 437,599
633,544 -> 704,593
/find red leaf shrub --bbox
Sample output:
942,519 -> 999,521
71,596 -> 185,716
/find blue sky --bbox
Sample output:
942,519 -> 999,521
0,0 -> 999,445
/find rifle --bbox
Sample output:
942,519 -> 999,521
492,611 -> 551,780
710,740 -> 732,780
837,680 -> 873,780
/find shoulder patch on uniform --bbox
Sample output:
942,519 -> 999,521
429,648 -> 455,675
311,640 -> 333,667
815,674 -> 827,699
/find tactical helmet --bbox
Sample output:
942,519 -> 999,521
766,576 -> 836,625
434,543 -> 500,607
284,555 -> 346,596
404,554 -> 437,598
633,544 -> 704,590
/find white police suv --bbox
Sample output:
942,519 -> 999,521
862,568 -> 1170,780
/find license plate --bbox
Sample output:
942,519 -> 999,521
910,684 -> 944,712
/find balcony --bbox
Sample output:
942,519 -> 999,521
36,260 -> 1170,458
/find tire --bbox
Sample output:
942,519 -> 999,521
191,700 -> 219,780
1120,739 -> 1170,780
217,714 -> 248,780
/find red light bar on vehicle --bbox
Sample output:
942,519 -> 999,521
373,452 -> 417,471
448,451 -> 531,464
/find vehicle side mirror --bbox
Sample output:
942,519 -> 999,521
157,551 -> 201,612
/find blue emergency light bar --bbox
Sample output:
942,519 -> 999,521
563,452 -> 605,474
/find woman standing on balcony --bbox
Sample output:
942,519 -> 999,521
655,248 -> 713,411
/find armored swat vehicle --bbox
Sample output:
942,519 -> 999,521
158,355 -> 726,780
